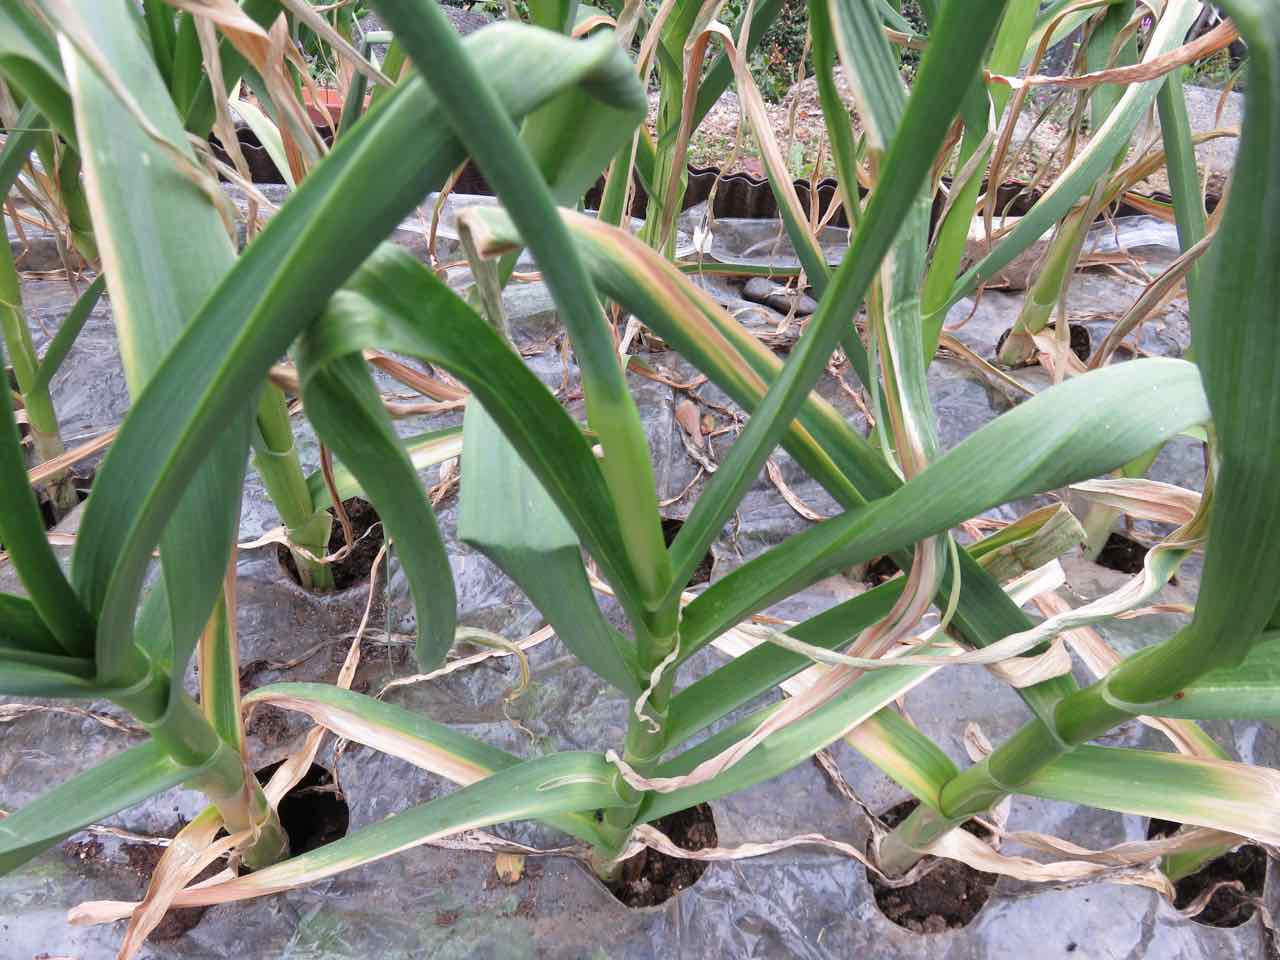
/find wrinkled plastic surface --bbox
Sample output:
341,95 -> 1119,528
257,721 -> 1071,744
1,207 -> 1273,958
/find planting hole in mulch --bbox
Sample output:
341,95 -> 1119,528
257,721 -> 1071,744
1057,322 -> 1092,363
661,517 -> 714,586
1147,819 -> 1267,927
607,803 -> 718,908
276,497 -> 385,591
254,760 -> 350,857
994,322 -> 1092,367
869,800 -> 998,933
864,554 -> 901,587
36,469 -> 92,531
1094,532 -> 1150,575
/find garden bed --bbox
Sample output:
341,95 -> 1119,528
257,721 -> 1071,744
2,193 -> 1275,958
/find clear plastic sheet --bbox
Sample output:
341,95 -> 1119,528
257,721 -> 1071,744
1,203 -> 1273,959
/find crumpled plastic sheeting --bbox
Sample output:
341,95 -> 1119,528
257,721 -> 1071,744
1,210 -> 1273,958
677,201 -> 850,269
16,279 -> 127,468
5,490 -> 1273,959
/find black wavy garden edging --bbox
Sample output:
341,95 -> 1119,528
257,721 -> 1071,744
211,122 -> 1219,233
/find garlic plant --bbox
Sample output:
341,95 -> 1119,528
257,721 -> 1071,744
0,0 -> 1277,945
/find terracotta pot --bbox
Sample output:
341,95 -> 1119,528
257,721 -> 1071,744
301,86 -> 373,132
302,86 -> 346,131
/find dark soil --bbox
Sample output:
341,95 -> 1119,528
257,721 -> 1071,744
1095,532 -> 1149,575
864,554 -> 901,587
122,835 -> 218,941
60,767 -> 351,943
994,322 -> 1091,366
870,800 -> 998,933
63,836 -> 103,864
60,826 -> 214,941
254,761 -> 350,857
608,804 -> 718,908
1059,323 -> 1092,363
276,497 -> 385,591
661,517 -> 715,586
1148,819 -> 1267,927
244,702 -> 293,744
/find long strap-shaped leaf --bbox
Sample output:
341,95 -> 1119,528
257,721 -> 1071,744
0,101 -> 42,195
1018,746 -> 1280,846
106,751 -> 628,907
0,342 -> 94,656
920,0 -> 1038,353
0,741 -> 196,873
664,0 -> 1013,596
0,594 -> 61,655
244,682 -> 619,847
683,359 -> 1209,640
59,0 -> 254,694
1174,2 -> 1280,674
1134,633 -> 1280,719
297,350 -> 457,669
880,0 -> 1280,868
830,0 -> 946,626
1033,0 -> 1280,726
1156,70 -> 1209,307
945,0 -> 1202,308
689,10 -> 876,387
69,25 -> 644,690
0,0 -> 75,145
297,245 -> 650,637
0,647 -> 98,697
466,206 -> 1076,721
468,17 -> 669,680
459,403 -> 642,695
372,0 -> 671,613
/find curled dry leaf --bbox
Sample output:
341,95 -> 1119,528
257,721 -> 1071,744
976,504 -> 1087,584
1030,330 -> 1088,382
272,0 -> 392,86
1034,592 -> 1223,761
938,332 -> 1035,397
990,21 -> 1240,92
86,808 -> 246,959
235,518 -> 383,566
0,702 -> 144,736
963,722 -> 994,762
674,398 -> 704,449
985,637 -> 1073,688
165,0 -> 326,179
627,820 -> 1171,895
1089,232 -> 1216,369
377,625 -> 554,700
766,457 -> 828,522
1070,478 -> 1202,527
